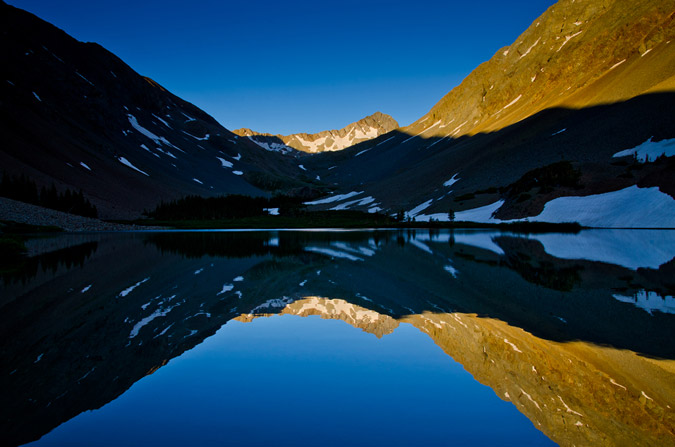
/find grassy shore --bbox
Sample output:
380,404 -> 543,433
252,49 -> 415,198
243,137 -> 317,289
120,211 -> 582,233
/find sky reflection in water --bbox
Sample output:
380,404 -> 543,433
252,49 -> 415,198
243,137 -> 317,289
2,229 -> 674,447
29,315 -> 553,446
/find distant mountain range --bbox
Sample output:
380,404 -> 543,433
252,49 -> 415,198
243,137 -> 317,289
233,112 -> 399,154
0,0 -> 673,226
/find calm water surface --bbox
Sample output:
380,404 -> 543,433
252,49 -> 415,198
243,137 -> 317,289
1,229 -> 674,446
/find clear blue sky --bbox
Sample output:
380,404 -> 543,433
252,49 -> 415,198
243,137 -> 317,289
8,0 -> 555,135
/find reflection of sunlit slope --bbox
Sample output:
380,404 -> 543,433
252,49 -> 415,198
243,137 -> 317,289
2,230 -> 674,446
236,297 -> 399,338
239,296 -> 675,447
409,312 -> 675,447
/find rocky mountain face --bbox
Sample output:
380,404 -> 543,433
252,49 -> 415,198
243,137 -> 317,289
407,0 -> 675,138
303,0 -> 675,227
0,1 -> 314,218
233,111 -> 398,153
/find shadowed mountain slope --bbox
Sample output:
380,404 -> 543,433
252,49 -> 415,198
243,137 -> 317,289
0,1 -> 317,218
302,0 -> 675,226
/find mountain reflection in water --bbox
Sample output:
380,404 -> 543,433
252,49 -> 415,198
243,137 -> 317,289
1,229 -> 674,446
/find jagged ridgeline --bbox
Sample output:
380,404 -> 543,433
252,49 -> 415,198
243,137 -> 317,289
234,112 -> 399,154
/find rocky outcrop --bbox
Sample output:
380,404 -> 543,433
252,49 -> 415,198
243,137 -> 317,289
406,0 -> 675,138
234,111 -> 399,153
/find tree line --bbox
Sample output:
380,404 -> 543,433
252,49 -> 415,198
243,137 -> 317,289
147,194 -> 307,220
0,172 -> 98,218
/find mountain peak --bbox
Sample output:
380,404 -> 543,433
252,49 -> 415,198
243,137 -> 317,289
233,112 -> 399,154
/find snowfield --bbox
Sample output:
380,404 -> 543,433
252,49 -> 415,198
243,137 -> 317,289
531,186 -> 675,228
415,186 -> 674,228
613,137 -> 675,163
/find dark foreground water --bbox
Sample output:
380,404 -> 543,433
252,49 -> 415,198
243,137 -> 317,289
2,229 -> 674,446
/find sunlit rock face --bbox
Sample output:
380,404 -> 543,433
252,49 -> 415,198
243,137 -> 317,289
234,112 -> 399,153
406,0 -> 675,139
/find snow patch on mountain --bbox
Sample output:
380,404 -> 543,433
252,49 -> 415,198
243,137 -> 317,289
118,277 -> 150,297
376,136 -> 396,146
152,113 -> 172,128
531,186 -> 675,228
503,94 -> 523,109
416,201 -> 504,223
444,174 -> 460,187
519,37 -> 541,59
409,199 -> 434,217
117,157 -> 149,176
128,114 -> 180,150
216,157 -> 233,168
613,137 -> 675,163
183,130 -> 210,141
75,71 -> 94,86
305,191 -> 363,205
444,265 -> 459,277
330,196 -> 375,211
557,30 -> 583,52
247,136 -> 294,154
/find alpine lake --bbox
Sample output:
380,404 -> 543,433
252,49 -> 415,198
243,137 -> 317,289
2,229 -> 674,447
